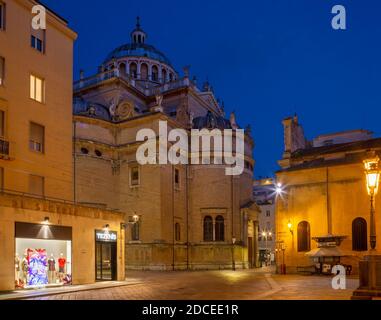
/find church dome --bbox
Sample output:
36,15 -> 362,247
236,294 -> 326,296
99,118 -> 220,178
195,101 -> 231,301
104,17 -> 172,66
104,43 -> 172,66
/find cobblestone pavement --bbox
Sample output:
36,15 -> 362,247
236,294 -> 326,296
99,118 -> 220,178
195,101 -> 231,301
27,269 -> 358,300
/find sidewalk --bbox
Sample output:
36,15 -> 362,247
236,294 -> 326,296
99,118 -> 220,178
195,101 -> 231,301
0,278 -> 143,300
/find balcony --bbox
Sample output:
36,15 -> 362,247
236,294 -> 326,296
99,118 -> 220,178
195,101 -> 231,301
0,138 -> 9,159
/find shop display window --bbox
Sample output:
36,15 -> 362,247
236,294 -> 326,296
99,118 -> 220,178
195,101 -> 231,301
15,238 -> 72,289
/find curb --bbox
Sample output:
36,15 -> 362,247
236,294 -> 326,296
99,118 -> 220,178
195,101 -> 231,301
0,281 -> 143,300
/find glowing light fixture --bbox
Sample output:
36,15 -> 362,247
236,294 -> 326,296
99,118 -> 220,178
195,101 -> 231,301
364,156 -> 380,196
287,220 -> 293,235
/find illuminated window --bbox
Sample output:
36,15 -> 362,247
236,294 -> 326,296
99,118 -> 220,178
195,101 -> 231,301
352,218 -> 367,251
0,56 -> 4,85
130,166 -> 140,187
297,221 -> 311,252
30,74 -> 45,103
203,216 -> 213,242
29,174 -> 44,197
29,122 -> 44,153
0,2 -> 5,30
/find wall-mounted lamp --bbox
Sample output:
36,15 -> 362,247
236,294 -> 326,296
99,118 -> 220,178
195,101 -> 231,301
132,214 -> 139,223
232,237 -> 236,245
43,217 -> 50,225
275,182 -> 283,195
120,214 -> 140,230
104,224 -> 110,232
287,221 -> 293,236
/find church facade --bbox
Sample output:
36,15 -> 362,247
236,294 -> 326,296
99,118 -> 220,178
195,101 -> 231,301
73,19 -> 260,271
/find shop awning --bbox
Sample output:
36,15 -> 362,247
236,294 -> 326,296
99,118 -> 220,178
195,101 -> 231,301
305,247 -> 347,257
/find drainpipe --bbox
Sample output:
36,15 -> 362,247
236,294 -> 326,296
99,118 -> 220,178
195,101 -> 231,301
73,120 -> 76,203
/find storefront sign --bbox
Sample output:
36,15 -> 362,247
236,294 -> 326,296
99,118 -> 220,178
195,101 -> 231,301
95,230 -> 117,242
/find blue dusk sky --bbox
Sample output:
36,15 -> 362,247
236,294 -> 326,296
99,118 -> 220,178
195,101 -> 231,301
43,0 -> 381,178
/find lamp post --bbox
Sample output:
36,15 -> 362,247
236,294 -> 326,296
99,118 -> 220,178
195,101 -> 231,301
353,154 -> 381,299
364,157 -> 380,250
232,237 -> 236,271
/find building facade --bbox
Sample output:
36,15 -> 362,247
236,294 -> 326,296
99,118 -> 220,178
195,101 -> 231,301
0,0 -> 124,291
253,178 -> 276,266
73,19 -> 260,271
276,115 -> 381,274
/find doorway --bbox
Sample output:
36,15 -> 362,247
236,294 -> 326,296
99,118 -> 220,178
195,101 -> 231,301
96,242 -> 117,281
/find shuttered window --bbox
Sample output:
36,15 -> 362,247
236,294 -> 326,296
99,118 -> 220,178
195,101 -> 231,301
29,174 -> 44,196
29,122 -> 45,153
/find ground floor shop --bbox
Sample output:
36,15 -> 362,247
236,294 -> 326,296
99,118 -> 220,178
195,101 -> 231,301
0,193 -> 125,291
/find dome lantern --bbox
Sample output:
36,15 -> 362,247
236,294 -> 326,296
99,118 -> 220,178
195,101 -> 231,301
131,16 -> 147,44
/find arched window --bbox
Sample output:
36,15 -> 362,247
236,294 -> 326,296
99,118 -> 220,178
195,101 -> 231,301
215,216 -> 225,241
130,62 -> 137,78
119,63 -> 126,76
169,73 -> 173,82
297,221 -> 311,252
203,216 -> 213,241
141,63 -> 148,80
162,69 -> 167,83
152,65 -> 159,82
175,223 -> 181,241
352,218 -> 367,251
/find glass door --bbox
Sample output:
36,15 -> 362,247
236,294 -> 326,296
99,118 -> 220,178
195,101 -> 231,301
96,242 -> 117,281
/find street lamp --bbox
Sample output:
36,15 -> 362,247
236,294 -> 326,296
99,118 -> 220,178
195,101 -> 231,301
353,154 -> 381,299
232,237 -> 236,271
364,156 -> 380,250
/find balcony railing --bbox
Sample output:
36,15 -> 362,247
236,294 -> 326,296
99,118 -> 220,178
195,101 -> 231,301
0,138 -> 9,157
73,69 -> 196,96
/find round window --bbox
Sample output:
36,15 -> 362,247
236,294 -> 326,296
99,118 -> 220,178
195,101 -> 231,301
80,148 -> 89,155
95,150 -> 102,157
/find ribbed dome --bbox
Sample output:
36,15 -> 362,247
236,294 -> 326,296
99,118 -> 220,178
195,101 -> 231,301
104,43 -> 172,66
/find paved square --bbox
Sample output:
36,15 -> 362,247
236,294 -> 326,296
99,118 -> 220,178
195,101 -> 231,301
26,269 -> 359,300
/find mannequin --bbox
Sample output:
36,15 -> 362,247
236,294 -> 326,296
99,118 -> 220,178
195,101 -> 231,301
21,254 -> 29,286
15,253 -> 20,283
58,253 -> 66,282
47,254 -> 56,284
